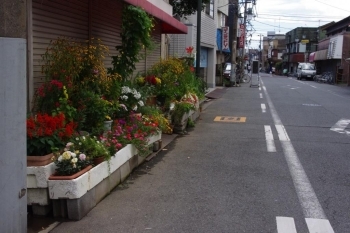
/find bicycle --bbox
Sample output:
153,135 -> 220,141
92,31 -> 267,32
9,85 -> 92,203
236,67 -> 251,84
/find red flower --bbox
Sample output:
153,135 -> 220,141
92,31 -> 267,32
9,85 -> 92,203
186,46 -> 194,54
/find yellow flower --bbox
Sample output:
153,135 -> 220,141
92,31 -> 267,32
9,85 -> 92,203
105,115 -> 111,121
63,86 -> 68,99
62,151 -> 71,160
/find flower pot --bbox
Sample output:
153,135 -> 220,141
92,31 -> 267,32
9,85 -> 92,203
103,120 -> 113,131
92,156 -> 105,165
27,153 -> 54,167
48,165 -> 93,180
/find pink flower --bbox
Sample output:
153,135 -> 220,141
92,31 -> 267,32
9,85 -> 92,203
79,153 -> 86,161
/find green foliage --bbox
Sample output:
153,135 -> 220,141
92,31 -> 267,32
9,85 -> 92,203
172,102 -> 195,124
169,0 -> 210,18
109,6 -> 154,81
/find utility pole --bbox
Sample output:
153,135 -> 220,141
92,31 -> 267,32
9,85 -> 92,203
196,0 -> 202,78
241,0 -> 248,65
230,0 -> 238,86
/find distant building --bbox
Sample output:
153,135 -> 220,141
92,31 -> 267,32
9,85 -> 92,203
283,27 -> 319,74
262,33 -> 285,73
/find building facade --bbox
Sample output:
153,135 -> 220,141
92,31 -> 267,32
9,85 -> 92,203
284,27 -> 318,74
312,16 -> 350,85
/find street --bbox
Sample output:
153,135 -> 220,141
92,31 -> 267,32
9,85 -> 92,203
50,73 -> 350,233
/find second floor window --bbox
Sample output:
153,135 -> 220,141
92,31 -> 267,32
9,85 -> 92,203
205,0 -> 214,18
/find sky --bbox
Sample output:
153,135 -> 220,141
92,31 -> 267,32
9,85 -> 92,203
246,0 -> 350,49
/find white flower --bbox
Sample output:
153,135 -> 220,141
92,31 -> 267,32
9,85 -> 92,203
71,152 -> 77,158
66,142 -> 73,147
121,95 -> 128,100
79,153 -> 86,160
133,92 -> 141,99
132,105 -> 138,111
120,104 -> 127,111
138,100 -> 144,106
79,142 -> 82,145
58,156 -> 63,162
75,137 -> 79,141
71,158 -> 78,163
121,86 -> 131,94
82,136 -> 86,140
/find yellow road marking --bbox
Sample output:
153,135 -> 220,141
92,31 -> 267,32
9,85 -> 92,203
214,116 -> 246,122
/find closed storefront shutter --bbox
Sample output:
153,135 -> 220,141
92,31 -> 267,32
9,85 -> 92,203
91,0 -> 123,69
32,0 -> 89,89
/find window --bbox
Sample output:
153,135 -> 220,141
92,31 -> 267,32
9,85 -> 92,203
221,13 -> 226,27
205,0 -> 214,18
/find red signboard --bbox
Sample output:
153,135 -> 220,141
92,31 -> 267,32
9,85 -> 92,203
238,24 -> 245,48
222,27 -> 229,51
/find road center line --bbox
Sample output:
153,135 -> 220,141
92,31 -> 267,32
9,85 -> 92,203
264,125 -> 276,152
260,93 -> 263,98
261,103 -> 266,113
260,79 -> 329,221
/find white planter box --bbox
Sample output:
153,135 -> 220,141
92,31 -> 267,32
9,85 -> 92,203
27,163 -> 56,207
48,131 -> 161,200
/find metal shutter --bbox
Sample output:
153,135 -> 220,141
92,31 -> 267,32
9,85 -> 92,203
32,0 -> 89,89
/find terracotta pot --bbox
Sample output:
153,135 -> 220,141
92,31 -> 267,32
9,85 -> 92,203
92,156 -> 105,165
48,165 -> 93,180
27,153 -> 54,167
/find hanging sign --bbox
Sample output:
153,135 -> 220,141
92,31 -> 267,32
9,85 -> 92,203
222,27 -> 230,52
238,24 -> 245,48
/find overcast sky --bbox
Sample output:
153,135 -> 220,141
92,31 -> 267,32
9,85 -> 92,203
247,0 -> 350,49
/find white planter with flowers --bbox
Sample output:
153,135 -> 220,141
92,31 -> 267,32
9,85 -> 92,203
48,131 -> 161,220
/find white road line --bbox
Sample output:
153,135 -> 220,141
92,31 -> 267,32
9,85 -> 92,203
330,118 -> 350,135
260,93 -> 263,98
259,86 -> 261,91
261,103 -> 266,113
276,217 -> 297,233
306,218 -> 335,233
275,125 -> 290,141
260,79 -> 331,223
264,125 -> 276,152
310,85 -> 317,88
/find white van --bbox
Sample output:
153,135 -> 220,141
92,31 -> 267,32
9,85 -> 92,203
297,63 -> 316,80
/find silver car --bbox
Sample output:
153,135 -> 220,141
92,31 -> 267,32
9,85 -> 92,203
297,63 -> 316,80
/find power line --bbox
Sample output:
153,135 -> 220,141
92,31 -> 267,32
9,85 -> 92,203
314,0 -> 350,13
254,20 -> 294,30
257,16 -> 332,23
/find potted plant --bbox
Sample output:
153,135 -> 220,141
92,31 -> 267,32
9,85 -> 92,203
66,135 -> 111,165
49,150 -> 92,180
26,113 -> 77,166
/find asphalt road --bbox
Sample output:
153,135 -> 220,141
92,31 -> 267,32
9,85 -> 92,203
50,73 -> 350,233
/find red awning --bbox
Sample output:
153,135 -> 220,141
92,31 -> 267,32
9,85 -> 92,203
124,0 -> 188,34
309,52 -> 316,62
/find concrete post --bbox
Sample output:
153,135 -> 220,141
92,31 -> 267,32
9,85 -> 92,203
0,1 -> 27,232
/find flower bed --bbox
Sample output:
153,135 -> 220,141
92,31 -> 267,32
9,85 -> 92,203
48,131 -> 161,220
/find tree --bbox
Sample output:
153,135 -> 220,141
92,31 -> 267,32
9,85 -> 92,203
169,0 -> 210,18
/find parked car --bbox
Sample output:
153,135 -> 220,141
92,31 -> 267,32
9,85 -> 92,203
296,63 -> 316,80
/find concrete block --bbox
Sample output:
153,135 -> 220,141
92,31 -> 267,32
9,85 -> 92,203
67,190 -> 96,221
129,154 -> 138,171
108,168 -> 121,192
27,188 -> 50,205
31,204 -> 51,216
120,162 -> 131,182
94,178 -> 110,203
52,199 -> 68,218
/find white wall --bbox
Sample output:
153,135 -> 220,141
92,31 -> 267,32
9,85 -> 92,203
0,37 -> 27,233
